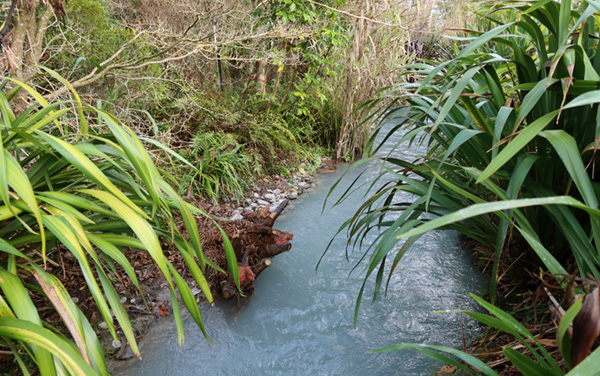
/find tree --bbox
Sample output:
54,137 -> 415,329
1,0 -> 65,81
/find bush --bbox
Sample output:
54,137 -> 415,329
185,131 -> 254,202
329,0 -> 600,372
334,0 -> 600,305
46,0 -> 134,79
0,71 -> 238,375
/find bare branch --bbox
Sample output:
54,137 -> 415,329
306,0 -> 410,30
44,24 -> 316,100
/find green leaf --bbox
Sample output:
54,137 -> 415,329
42,215 -> 117,341
456,23 -> 513,59
174,239 -> 213,304
558,297 -> 583,369
504,346 -> 552,376
477,110 -> 559,183
397,197 -> 583,274
98,112 -> 164,216
168,264 -> 212,343
37,132 -> 145,217
558,0 -> 572,47
158,180 -> 205,268
431,67 -> 481,133
86,234 -> 140,290
4,151 -> 46,261
471,294 -> 561,372
371,343 -> 499,376
0,317 -> 98,376
516,79 -> 559,128
0,269 -> 56,375
566,346 -> 600,375
80,189 -> 173,290
564,90 -> 600,109
169,286 -> 186,346
96,268 -> 140,358
217,224 -> 239,290
539,130 -> 598,208
41,67 -> 89,134
80,309 -> 109,376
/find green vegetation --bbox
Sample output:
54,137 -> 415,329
330,0 -> 600,373
1,0 -> 416,373
10,0 -> 600,374
0,71 -> 241,375
372,294 -> 600,375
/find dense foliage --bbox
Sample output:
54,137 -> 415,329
0,73 -> 240,375
331,0 -> 600,373
0,0 -> 419,372
0,0 -> 501,374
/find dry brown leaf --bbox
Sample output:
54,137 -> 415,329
571,287 -> 600,366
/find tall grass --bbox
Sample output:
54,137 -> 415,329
0,71 -> 238,375
329,0 -> 600,372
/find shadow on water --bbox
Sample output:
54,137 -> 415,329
114,125 -> 486,376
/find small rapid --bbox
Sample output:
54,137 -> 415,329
114,124 -> 485,376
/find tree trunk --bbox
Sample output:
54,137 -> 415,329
254,60 -> 267,94
10,4 -> 54,81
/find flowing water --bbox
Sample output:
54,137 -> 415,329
114,127 -> 486,376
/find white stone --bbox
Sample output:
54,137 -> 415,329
264,193 -> 276,202
288,191 -> 298,200
72,297 -> 79,304
111,339 -> 121,349
230,213 -> 244,221
99,322 -> 108,329
120,297 -> 127,303
256,199 -> 270,206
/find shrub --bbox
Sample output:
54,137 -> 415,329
0,71 -> 238,375
333,0 -> 600,307
329,0 -> 600,372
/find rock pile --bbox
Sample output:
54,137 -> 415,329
229,173 -> 317,221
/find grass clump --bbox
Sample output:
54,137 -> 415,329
0,73 -> 239,375
330,0 -> 600,373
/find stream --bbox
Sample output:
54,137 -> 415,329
114,126 -> 486,376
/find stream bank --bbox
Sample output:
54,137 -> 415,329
110,155 -> 486,375
95,161 -> 331,362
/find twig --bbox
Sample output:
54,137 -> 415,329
305,0 -> 428,32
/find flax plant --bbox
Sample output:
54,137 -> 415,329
330,0 -> 600,372
0,70 -> 238,375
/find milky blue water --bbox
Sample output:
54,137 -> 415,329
114,125 -> 485,376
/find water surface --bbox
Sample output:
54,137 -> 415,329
114,128 -> 485,376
